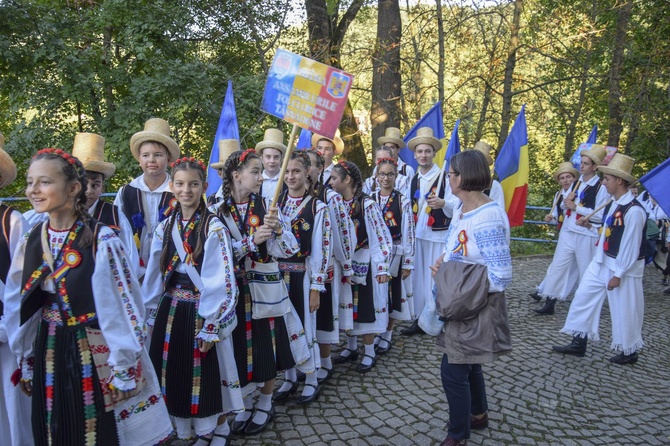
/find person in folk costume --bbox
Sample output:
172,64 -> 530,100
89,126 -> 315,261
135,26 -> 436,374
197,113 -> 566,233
209,149 -> 312,436
330,161 -> 393,373
141,157 -> 243,445
529,162 -> 581,314
274,151 -> 332,404
3,149 -> 172,446
304,149 -> 356,384
377,126 -> 416,179
468,141 -> 505,210
403,127 -> 454,336
553,154 -> 646,365
114,118 -> 180,279
312,129 -> 344,185
258,128 -> 288,203
370,157 -> 416,355
0,133 -> 33,446
362,145 -> 411,198
530,145 -> 610,316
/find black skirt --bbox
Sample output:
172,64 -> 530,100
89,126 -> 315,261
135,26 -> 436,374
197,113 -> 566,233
389,273 -> 403,313
354,267 -> 376,323
316,281 -> 334,332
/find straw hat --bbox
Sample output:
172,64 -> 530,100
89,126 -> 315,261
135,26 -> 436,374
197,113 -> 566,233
408,127 -> 442,152
211,139 -> 240,169
553,161 -> 579,182
0,131 -> 17,189
597,153 -> 636,184
72,132 -> 116,179
377,127 -> 406,149
311,129 -> 344,155
130,118 -> 180,162
581,144 -> 608,166
472,141 -> 495,166
255,128 -> 287,155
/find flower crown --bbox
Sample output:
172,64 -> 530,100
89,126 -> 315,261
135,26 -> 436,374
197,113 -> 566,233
170,156 -> 206,171
376,157 -> 398,167
238,148 -> 256,164
35,148 -> 85,180
338,159 -> 352,174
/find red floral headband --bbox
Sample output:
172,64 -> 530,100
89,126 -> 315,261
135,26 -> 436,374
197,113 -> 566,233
34,148 -> 85,180
338,159 -> 351,174
238,148 -> 256,164
376,157 -> 398,167
170,156 -> 206,172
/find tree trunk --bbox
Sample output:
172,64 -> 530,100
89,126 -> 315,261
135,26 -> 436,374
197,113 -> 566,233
435,0 -> 445,107
564,47 -> 592,160
607,0 -> 633,148
497,0 -> 523,149
370,0 -> 402,147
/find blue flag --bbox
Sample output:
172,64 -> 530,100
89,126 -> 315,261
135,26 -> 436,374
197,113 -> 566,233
296,128 -> 313,150
586,125 -> 597,144
207,81 -> 239,198
640,157 -> 670,218
399,102 -> 445,171
444,120 -> 461,168
571,125 -> 598,169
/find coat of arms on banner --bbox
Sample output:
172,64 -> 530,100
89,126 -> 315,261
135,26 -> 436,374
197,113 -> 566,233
327,72 -> 350,98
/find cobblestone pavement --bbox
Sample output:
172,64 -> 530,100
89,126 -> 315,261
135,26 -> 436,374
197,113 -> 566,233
171,256 -> 670,446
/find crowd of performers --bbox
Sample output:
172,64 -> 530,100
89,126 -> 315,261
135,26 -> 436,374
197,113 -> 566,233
0,117 -> 666,446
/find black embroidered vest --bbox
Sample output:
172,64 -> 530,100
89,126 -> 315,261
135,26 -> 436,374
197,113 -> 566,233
279,192 -> 318,261
374,191 -> 403,243
602,200 -> 645,260
577,180 -> 602,211
0,204 -> 13,316
90,200 -> 121,231
120,184 -> 174,240
410,170 -> 451,231
350,195 -> 370,250
218,193 -> 272,263
20,220 -> 102,326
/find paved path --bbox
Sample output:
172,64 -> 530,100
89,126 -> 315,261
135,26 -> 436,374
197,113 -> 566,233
172,256 -> 670,445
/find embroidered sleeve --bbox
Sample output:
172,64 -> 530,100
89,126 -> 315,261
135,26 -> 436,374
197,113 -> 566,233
232,235 -> 258,261
362,177 -> 375,195
308,203 -> 331,291
364,198 -> 393,275
328,191 -> 355,276
140,220 -> 167,314
473,219 -> 512,292
401,195 -> 416,269
266,209 -> 299,258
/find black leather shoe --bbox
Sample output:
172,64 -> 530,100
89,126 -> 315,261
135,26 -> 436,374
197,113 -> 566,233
297,383 -> 321,404
273,379 -> 299,401
317,367 -> 333,384
534,298 -> 556,315
357,354 -> 377,373
663,287 -> 670,295
401,321 -> 424,336
230,409 -> 253,435
244,406 -> 275,436
375,338 -> 392,355
610,352 -> 638,365
552,335 -> 587,357
529,291 -> 542,301
333,348 -> 359,364
212,430 -> 232,446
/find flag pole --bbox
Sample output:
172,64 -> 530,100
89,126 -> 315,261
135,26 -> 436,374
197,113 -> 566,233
581,180 -> 640,221
270,124 -> 299,208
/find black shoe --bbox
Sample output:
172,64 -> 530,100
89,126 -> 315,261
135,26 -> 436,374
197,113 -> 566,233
230,409 -> 253,435
244,406 -> 275,436
610,352 -> 638,365
529,291 -> 542,301
663,287 -> 670,295
534,298 -> 556,315
212,430 -> 232,446
296,371 -> 306,382
272,379 -> 299,401
317,366 -> 333,384
401,321 -> 424,336
333,348 -> 359,364
552,335 -> 587,357
375,338 -> 392,355
297,383 -> 321,404
357,354 -> 377,373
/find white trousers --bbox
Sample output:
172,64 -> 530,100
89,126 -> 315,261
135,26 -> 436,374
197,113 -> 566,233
560,261 -> 644,355
0,342 -> 33,446
539,230 -> 597,300
412,238 -> 446,318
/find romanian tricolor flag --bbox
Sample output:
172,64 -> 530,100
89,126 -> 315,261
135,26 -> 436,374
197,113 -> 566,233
494,105 -> 529,227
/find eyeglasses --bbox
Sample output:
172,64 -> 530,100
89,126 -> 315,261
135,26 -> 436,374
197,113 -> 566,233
446,171 -> 460,179
377,172 -> 396,179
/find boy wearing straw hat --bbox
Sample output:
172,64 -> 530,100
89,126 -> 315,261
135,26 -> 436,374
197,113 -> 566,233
312,129 -> 344,185
471,141 -> 505,210
0,131 -> 33,446
257,128 -> 288,203
207,139 -> 241,206
114,118 -> 180,278
378,127 -> 415,179
553,153 -> 646,365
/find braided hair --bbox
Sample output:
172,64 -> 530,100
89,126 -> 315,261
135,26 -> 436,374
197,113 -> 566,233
31,149 -> 93,248
333,160 -> 365,220
289,150 -> 315,197
159,157 -> 208,272
219,149 -> 260,216
305,149 -> 325,196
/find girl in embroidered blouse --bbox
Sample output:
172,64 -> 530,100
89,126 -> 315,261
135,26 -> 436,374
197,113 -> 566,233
329,161 -> 393,374
274,151 -> 331,405
430,150 -> 512,446
371,157 -> 415,355
4,149 -> 172,446
209,149 -> 311,436
142,157 -> 242,445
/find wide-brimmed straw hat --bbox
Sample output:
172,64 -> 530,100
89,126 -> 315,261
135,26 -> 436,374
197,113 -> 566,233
581,144 -> 608,166
408,127 -> 442,152
311,129 -> 344,155
553,161 -> 579,182
377,127 -> 406,149
472,141 -> 495,166
211,139 -> 240,169
72,132 -> 116,179
255,128 -> 287,155
0,131 -> 17,188
130,118 -> 180,162
597,153 -> 636,183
